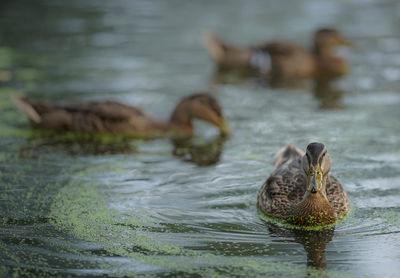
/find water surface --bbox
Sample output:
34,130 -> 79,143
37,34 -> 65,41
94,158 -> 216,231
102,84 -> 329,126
1,0 -> 400,277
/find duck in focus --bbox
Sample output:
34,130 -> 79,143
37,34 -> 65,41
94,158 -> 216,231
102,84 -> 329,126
12,93 -> 230,138
257,143 -> 350,227
204,28 -> 352,80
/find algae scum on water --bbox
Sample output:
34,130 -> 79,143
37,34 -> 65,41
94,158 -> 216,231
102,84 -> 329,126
47,162 -> 309,277
3,155 -> 397,277
1,0 -> 400,277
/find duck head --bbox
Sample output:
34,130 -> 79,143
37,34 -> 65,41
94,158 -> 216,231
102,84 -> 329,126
314,28 -> 353,54
170,93 -> 230,136
313,28 -> 353,77
287,142 -> 335,226
302,142 -> 331,197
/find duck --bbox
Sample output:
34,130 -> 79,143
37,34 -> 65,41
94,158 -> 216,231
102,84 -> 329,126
204,28 -> 352,80
257,142 -> 350,226
12,93 -> 230,138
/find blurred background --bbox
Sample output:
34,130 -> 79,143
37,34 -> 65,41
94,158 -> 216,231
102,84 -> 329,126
0,0 -> 399,277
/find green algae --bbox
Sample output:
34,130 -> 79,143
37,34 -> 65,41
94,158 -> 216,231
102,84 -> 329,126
257,208 -> 337,232
0,47 -> 14,68
0,88 -> 34,138
0,4 -> 399,277
0,150 -> 355,277
0,155 -> 115,277
374,209 -> 400,228
286,211 -> 336,227
46,161 -> 356,277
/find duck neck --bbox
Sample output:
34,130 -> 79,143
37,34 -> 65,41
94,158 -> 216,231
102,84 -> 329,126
313,44 -> 347,77
313,42 -> 335,59
169,102 -> 194,136
287,174 -> 335,226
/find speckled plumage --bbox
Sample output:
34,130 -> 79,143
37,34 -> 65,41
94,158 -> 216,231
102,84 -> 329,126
257,145 -> 350,221
12,93 -> 229,137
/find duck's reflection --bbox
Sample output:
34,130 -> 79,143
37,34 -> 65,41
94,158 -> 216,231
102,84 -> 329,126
171,135 -> 227,166
268,76 -> 312,90
210,68 -> 312,89
210,68 -> 261,86
312,76 -> 344,110
19,133 -> 139,157
210,70 -> 345,110
19,132 -> 227,166
267,223 -> 334,270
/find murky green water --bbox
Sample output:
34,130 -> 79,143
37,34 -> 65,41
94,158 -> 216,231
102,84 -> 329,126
1,0 -> 400,277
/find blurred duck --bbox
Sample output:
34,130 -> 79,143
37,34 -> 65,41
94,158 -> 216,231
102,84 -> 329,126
258,142 -> 350,226
204,28 -> 352,79
13,93 -> 230,138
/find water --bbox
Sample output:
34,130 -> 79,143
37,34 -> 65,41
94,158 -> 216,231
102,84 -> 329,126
1,0 -> 400,277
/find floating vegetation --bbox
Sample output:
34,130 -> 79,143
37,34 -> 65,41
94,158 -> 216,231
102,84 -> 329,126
42,161 -> 360,277
1,1 -> 400,277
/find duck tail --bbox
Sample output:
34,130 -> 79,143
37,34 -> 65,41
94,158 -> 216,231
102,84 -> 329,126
203,30 -> 227,63
12,94 -> 41,123
274,144 -> 304,168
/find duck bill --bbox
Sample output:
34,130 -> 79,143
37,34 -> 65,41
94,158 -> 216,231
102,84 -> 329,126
307,170 -> 323,194
205,113 -> 231,136
218,118 -> 231,136
339,37 -> 356,48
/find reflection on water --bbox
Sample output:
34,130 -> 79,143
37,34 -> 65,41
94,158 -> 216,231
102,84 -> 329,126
18,132 -> 227,166
171,135 -> 227,166
211,69 -> 346,110
18,134 -> 139,157
294,228 -> 333,270
211,68 -> 262,87
312,76 -> 344,110
1,0 -> 400,277
266,223 -> 334,270
211,67 -> 314,90
267,76 -> 311,90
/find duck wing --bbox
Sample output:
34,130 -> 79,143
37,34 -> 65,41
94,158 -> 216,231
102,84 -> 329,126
63,101 -> 160,133
258,41 -> 300,56
13,96 -> 160,134
326,175 -> 350,217
62,101 -> 153,120
258,157 -> 307,218
257,41 -> 315,78
203,30 -> 252,68
258,145 -> 306,218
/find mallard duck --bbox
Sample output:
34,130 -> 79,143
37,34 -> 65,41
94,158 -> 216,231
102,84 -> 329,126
204,28 -> 352,79
257,143 -> 350,226
12,93 -> 230,137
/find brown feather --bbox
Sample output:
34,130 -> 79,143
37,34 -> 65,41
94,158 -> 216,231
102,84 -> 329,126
13,94 -> 226,138
286,194 -> 336,226
204,28 -> 350,79
258,145 -> 350,226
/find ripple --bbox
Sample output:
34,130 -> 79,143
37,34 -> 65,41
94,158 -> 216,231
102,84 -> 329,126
1,0 -> 400,277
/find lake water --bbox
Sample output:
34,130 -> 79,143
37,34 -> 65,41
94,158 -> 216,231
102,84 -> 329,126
0,0 -> 400,277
